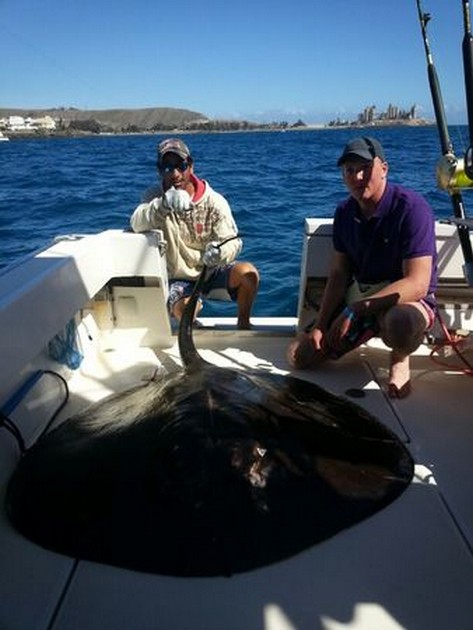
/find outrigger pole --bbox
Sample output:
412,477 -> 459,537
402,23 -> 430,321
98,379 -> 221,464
416,0 -> 473,285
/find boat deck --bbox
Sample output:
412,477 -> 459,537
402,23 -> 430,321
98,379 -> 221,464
2,320 -> 473,630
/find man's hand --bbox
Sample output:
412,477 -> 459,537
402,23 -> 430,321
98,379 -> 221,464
162,187 -> 192,215
202,241 -> 221,267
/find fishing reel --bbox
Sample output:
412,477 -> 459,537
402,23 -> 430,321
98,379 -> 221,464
436,152 -> 473,191
465,146 -> 473,180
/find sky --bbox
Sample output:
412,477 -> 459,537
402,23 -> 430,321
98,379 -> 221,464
0,0 -> 470,124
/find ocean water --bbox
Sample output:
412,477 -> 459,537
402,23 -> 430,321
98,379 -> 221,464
0,126 -> 471,317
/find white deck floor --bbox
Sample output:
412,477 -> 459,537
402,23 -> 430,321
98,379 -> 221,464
1,325 -> 473,630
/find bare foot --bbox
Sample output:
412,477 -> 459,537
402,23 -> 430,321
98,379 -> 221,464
237,318 -> 252,330
388,352 -> 411,398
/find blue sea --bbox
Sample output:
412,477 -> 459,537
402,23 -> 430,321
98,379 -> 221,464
1,126 -> 472,317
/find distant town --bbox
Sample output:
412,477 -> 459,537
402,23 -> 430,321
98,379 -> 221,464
328,103 -> 429,128
0,103 -> 432,139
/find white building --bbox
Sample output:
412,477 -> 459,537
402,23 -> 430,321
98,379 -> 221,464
0,115 -> 57,132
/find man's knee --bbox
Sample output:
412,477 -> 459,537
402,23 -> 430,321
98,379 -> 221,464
380,304 -> 427,353
230,262 -> 260,291
287,334 -> 314,369
171,297 -> 187,320
286,333 -> 328,369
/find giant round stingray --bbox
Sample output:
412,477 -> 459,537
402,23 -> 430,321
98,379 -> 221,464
6,263 -> 414,577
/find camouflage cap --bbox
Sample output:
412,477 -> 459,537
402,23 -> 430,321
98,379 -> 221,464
157,138 -> 191,164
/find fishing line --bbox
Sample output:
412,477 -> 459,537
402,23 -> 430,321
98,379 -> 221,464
215,234 -> 241,249
452,124 -> 468,155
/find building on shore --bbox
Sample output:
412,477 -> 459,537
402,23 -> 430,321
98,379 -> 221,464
0,115 -> 56,134
328,103 -> 422,128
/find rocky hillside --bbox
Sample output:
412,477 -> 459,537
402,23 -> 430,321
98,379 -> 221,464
0,106 -> 209,131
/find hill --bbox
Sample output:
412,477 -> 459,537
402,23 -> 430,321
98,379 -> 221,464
0,107 -> 309,135
0,106 -> 209,132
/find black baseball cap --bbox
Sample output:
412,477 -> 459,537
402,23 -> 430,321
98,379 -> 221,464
337,137 -> 386,166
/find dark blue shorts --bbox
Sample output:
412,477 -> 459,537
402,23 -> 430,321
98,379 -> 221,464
168,264 -> 238,311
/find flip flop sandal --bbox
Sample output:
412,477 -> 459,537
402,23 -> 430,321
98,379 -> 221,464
387,380 -> 411,399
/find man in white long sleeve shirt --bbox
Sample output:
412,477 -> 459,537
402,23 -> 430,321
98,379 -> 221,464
130,138 -> 259,328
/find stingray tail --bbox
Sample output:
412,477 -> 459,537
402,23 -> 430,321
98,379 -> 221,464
177,236 -> 240,370
178,267 -> 209,369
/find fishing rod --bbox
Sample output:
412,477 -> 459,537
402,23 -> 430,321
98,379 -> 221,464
416,0 -> 473,285
416,2 -> 452,154
462,0 -> 473,178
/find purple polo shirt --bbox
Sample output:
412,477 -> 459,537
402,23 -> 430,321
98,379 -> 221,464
333,182 -> 438,298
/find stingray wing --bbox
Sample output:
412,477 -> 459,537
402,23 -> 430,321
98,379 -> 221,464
6,365 -> 413,577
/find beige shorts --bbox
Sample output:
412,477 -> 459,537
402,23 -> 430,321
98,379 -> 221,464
345,280 -> 390,305
346,280 -> 436,329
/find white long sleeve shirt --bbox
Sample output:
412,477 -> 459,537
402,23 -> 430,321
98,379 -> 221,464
130,175 -> 242,280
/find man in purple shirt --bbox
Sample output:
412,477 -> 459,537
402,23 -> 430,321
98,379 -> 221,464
287,136 -> 438,398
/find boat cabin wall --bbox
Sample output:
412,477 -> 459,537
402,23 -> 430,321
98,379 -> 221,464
83,278 -> 173,349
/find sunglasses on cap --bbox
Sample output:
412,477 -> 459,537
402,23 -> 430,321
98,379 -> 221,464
159,160 -> 190,174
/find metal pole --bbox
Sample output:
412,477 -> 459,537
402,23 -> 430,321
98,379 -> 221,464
416,0 -> 473,284
462,0 -> 473,177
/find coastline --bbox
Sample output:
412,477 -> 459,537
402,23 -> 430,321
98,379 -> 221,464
2,119 -> 437,141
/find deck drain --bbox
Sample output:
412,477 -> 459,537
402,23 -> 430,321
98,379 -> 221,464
344,388 -> 366,398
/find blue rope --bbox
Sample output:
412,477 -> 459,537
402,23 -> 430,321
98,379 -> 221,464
48,319 -> 83,369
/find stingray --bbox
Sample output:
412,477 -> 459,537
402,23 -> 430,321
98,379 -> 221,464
5,262 -> 414,577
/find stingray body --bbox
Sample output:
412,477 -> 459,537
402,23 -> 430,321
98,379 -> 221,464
6,264 -> 414,577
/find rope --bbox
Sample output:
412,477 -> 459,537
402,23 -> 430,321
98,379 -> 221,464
48,319 -> 83,369
429,309 -> 473,375
1,370 -> 69,454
